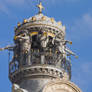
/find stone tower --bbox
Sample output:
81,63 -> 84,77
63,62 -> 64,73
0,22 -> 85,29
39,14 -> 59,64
0,2 -> 82,92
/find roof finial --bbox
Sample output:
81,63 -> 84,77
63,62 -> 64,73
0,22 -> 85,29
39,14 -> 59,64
37,2 -> 44,14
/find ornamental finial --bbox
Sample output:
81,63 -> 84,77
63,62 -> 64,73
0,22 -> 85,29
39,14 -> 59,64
37,2 -> 44,14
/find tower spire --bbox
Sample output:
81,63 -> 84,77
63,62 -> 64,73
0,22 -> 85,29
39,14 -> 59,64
0,0 -> 82,91
37,2 -> 44,14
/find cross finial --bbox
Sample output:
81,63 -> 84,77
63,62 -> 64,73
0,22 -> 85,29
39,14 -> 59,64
37,2 -> 44,14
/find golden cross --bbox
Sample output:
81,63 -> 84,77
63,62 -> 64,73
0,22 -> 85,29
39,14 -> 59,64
37,2 -> 44,13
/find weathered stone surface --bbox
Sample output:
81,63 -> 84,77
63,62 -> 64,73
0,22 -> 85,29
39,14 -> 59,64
19,79 -> 50,92
43,80 -> 82,92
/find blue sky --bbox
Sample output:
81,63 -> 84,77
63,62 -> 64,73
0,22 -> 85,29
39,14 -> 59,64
0,0 -> 92,92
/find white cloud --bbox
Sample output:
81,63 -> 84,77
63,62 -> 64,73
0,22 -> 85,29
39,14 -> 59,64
81,62 -> 92,76
72,61 -> 92,92
0,0 -> 29,15
5,0 -> 25,6
1,0 -> 79,8
68,13 -> 92,41
0,2 -> 10,15
0,0 -> 79,15
43,0 -> 78,3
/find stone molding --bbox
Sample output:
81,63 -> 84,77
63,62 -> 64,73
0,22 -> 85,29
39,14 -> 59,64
9,65 -> 69,83
43,80 -> 82,92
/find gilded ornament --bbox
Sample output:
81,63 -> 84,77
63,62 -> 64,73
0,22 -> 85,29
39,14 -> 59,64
23,19 -> 27,23
69,41 -> 72,45
43,32 -> 47,36
14,36 -> 18,40
58,21 -> 62,26
17,22 -> 21,27
37,2 -> 44,13
47,32 -> 55,37
32,17 -> 36,21
51,18 -> 54,23
41,16 -> 46,20
30,32 -> 38,36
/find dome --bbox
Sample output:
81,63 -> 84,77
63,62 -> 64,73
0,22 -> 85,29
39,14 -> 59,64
28,13 -> 66,32
15,13 -> 65,36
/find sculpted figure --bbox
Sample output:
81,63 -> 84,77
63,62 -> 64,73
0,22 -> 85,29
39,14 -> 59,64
40,32 -> 49,48
0,45 -> 14,51
63,40 -> 78,58
0,45 -> 19,62
64,47 -> 78,58
12,84 -> 28,92
55,37 -> 66,55
54,38 -> 73,68
16,31 -> 31,66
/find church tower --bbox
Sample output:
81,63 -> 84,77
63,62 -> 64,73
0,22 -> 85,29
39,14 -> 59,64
0,2 -> 82,92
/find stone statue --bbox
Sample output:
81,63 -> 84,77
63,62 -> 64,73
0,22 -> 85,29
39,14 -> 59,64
40,32 -> 49,48
12,84 -> 28,92
62,40 -> 78,58
16,32 -> 31,66
64,47 -> 78,58
54,37 -> 66,55
0,45 -> 14,51
40,32 -> 49,64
